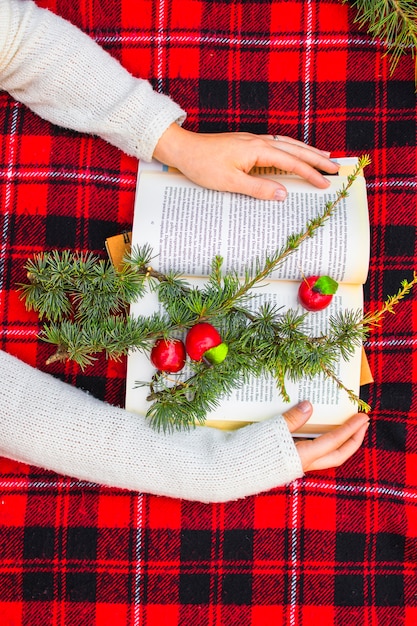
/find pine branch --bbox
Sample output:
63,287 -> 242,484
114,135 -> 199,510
321,365 -> 371,413
361,272 -> 417,326
220,156 -> 371,309
18,155 -> 416,431
40,312 -> 176,368
20,250 -> 149,323
347,0 -> 417,82
156,156 -> 371,329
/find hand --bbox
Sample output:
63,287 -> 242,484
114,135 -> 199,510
282,401 -> 369,472
153,124 -> 339,200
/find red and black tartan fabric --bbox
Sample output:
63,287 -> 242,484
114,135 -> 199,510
1,0 -> 417,624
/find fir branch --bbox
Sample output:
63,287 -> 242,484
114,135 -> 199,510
42,321 -> 100,368
40,312 -> 175,366
328,309 -> 368,359
347,0 -> 417,81
19,155 -> 416,432
216,156 -> 370,310
321,364 -> 371,413
20,250 -> 150,323
361,271 -> 417,327
149,156 -> 370,331
144,351 -> 255,430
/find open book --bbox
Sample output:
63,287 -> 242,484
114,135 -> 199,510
121,158 -> 371,435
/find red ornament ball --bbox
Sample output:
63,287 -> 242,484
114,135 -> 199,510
298,275 -> 338,312
150,338 -> 186,373
185,322 -> 227,364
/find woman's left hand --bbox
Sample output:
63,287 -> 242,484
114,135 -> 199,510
282,401 -> 369,472
153,124 -> 339,201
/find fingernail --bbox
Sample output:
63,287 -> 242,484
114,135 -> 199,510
297,400 -> 311,413
273,188 -> 287,201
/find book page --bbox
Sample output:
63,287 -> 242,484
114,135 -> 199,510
125,278 -> 363,433
132,171 -> 369,285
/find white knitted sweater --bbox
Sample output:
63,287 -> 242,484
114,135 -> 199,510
0,0 -> 304,501
0,351 -> 303,502
0,0 -> 185,161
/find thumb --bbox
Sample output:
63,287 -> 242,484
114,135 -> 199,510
282,401 -> 313,433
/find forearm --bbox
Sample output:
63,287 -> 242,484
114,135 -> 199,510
0,350 -> 303,502
0,0 -> 185,161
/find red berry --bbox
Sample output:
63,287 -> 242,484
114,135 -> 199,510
150,338 -> 186,373
186,322 -> 227,363
298,275 -> 338,312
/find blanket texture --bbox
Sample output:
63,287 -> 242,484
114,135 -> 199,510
1,0 -> 416,624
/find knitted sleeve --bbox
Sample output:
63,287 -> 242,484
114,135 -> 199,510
0,351 -> 304,502
0,0 -> 186,161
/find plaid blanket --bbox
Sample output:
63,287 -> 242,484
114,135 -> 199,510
1,0 -> 416,624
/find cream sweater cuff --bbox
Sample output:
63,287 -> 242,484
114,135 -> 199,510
0,351 -> 304,502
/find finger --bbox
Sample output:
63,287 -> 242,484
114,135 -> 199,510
254,148 -> 336,189
271,143 -> 340,176
295,413 -> 369,471
265,136 -> 339,173
226,170 -> 289,201
266,134 -> 331,157
303,413 -> 369,457
299,421 -> 369,472
230,158 -> 331,200
282,400 -> 313,433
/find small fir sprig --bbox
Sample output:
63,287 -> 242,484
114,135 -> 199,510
19,156 -> 415,431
